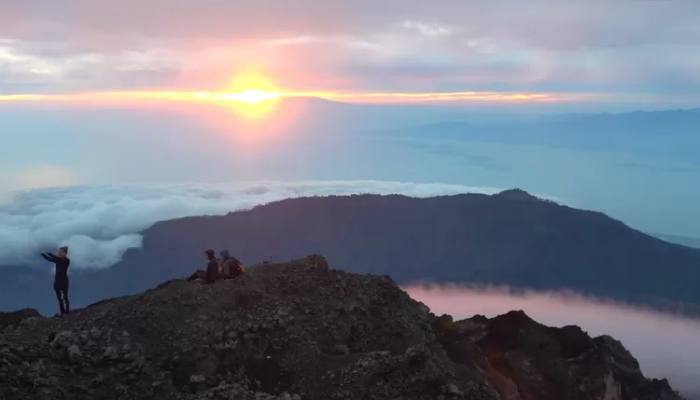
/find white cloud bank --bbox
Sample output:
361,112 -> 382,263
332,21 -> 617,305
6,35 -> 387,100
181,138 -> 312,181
406,285 -> 700,398
0,180 -> 513,269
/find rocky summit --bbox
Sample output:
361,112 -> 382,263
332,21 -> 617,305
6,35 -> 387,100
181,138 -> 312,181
0,255 -> 685,400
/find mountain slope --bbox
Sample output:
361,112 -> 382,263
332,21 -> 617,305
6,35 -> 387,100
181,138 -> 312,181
2,190 -> 699,315
0,256 -> 685,400
113,190 -> 700,310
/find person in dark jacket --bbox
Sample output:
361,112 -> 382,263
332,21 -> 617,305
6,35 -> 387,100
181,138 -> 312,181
41,246 -> 70,317
204,249 -> 221,283
185,249 -> 222,283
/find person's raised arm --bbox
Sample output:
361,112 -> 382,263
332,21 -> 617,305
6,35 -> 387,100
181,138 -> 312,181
41,252 -> 56,262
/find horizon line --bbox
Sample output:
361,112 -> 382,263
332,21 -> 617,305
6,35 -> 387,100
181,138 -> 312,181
0,89 -> 596,105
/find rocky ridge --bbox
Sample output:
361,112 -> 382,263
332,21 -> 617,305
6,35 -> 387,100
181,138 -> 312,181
0,255 -> 685,400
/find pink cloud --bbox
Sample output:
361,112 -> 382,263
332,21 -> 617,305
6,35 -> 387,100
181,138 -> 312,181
2,1 -> 700,99
4,1 -> 699,48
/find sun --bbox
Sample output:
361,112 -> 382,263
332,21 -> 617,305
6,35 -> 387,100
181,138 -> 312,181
221,88 -> 280,104
211,74 -> 284,118
221,74 -> 281,103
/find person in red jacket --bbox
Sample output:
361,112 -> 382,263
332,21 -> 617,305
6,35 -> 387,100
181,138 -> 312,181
41,246 -> 71,317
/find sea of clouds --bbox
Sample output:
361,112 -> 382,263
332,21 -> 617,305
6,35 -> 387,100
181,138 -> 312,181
407,285 -> 700,398
0,180 -> 515,269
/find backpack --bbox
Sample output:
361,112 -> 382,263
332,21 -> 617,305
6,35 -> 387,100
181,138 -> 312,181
220,258 -> 245,277
232,258 -> 245,275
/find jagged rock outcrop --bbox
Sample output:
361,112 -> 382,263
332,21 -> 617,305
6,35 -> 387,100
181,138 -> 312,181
434,311 -> 681,400
0,308 -> 42,329
0,256 -> 685,400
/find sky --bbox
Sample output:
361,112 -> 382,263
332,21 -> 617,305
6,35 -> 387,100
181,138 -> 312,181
2,4 -> 700,395
2,0 -> 700,258
2,0 -> 700,105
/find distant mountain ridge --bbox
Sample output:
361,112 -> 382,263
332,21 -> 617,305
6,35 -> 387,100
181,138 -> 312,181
539,107 -> 700,121
2,190 -> 699,316
654,234 -> 700,249
384,108 -> 700,164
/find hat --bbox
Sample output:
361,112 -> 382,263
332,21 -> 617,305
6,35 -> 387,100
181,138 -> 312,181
59,246 -> 69,253
204,249 -> 215,256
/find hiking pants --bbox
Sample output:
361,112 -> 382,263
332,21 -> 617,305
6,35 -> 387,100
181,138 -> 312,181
186,270 -> 206,282
54,286 -> 70,315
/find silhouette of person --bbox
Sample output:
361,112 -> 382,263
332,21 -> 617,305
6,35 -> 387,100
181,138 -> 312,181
41,246 -> 71,317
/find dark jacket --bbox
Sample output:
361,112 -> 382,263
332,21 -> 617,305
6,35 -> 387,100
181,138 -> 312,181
205,258 -> 220,283
42,253 -> 70,289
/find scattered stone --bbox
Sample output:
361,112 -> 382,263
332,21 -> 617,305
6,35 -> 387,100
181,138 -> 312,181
90,328 -> 102,340
67,345 -> 83,363
445,383 -> 461,395
51,331 -> 75,349
0,309 -> 42,330
19,317 -> 39,327
103,345 -> 119,360
332,344 -> 350,356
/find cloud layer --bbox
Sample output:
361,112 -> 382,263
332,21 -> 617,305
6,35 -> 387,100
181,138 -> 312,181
407,285 -> 700,398
2,0 -> 700,102
0,180 -> 506,269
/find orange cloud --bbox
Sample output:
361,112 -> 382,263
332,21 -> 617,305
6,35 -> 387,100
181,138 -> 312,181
0,89 -> 588,106
322,91 -> 579,103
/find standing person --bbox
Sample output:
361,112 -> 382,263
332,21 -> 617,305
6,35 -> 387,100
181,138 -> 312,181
41,246 -> 70,317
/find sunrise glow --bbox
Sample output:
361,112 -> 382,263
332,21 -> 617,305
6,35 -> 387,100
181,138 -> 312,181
219,89 -> 281,104
214,74 -> 281,104
0,65 -> 586,108
0,90 -> 578,104
0,65 -> 588,121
